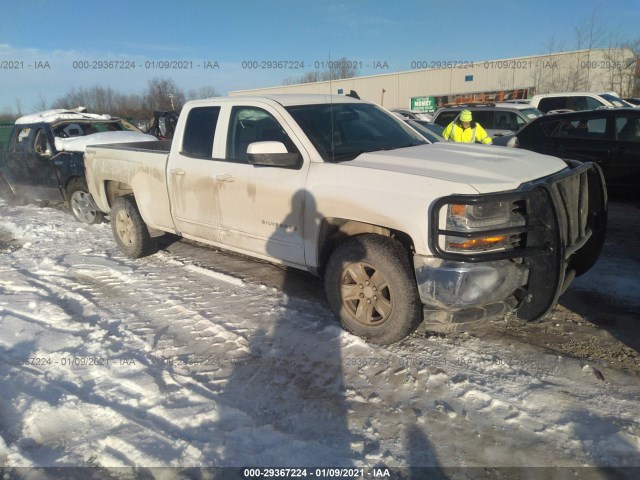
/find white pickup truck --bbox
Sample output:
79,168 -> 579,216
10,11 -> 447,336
84,94 -> 607,344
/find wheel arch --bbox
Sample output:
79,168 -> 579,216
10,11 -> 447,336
104,180 -> 134,209
62,175 -> 86,201
316,218 -> 416,275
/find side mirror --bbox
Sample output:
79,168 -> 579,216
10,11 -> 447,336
247,141 -> 301,169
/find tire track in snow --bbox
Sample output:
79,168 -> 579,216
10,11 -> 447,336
17,247 -> 356,465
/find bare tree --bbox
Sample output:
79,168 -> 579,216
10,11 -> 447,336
52,86 -> 145,119
283,71 -> 322,85
14,99 -> 23,117
143,77 -> 186,112
599,31 -> 638,97
565,10 -> 606,90
623,38 -> 640,96
49,78 -> 219,120
34,93 -> 47,111
187,86 -> 218,101
533,35 -> 566,94
536,10 -> 638,94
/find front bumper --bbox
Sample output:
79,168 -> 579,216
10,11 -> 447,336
416,161 -> 607,329
414,256 -> 528,325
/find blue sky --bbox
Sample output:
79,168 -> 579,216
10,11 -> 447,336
1,0 -> 639,113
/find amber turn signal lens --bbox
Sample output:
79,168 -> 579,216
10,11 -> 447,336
450,204 -> 467,216
448,235 -> 509,250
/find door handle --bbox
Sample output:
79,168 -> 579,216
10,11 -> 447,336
170,168 -> 185,175
216,174 -> 235,182
53,159 -> 64,166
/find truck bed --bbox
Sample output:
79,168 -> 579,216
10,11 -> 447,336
84,142 -> 176,232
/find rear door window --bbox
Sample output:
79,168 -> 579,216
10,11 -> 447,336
586,97 -> 605,110
554,117 -> 608,139
615,115 -> 640,142
538,97 -> 566,113
181,106 -> 221,159
470,110 -> 493,128
565,97 -> 587,111
539,119 -> 562,136
494,112 -> 522,130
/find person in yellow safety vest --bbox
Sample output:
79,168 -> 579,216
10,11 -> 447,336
442,109 -> 493,144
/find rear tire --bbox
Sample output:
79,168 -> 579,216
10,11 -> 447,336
66,178 -> 104,224
111,195 -> 156,258
324,234 -> 422,345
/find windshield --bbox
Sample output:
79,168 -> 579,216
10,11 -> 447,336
601,94 -> 634,108
521,108 -> 543,119
285,103 -> 427,162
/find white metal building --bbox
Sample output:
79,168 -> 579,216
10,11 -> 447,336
230,49 -> 637,111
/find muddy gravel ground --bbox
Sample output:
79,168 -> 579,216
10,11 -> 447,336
476,198 -> 640,375
154,199 -> 640,376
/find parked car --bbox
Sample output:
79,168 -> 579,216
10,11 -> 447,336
83,94 -> 605,344
624,98 -> 640,107
498,108 -> 640,194
432,103 -> 543,138
529,92 -> 634,113
405,119 -> 445,143
0,109 -> 156,223
391,109 -> 433,121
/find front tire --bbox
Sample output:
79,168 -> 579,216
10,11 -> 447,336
324,234 -> 422,345
110,195 -> 156,258
66,178 -> 104,224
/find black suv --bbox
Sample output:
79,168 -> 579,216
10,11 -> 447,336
512,108 -> 640,194
432,103 -> 543,137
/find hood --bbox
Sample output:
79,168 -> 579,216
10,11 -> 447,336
347,143 -> 567,193
55,131 -> 157,153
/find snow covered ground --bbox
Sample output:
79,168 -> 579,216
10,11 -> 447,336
0,198 -> 639,477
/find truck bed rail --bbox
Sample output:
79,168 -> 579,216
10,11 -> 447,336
86,139 -> 172,153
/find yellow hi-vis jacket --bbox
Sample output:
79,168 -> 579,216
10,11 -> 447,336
442,121 -> 493,144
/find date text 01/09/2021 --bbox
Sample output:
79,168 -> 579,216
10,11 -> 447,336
242,467 -> 391,478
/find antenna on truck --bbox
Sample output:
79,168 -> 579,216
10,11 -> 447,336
329,51 -> 334,162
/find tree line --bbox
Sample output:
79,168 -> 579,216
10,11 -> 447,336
0,57 -> 359,122
0,78 -> 217,122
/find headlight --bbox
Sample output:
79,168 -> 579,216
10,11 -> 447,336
448,202 -> 513,229
441,200 -> 526,254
